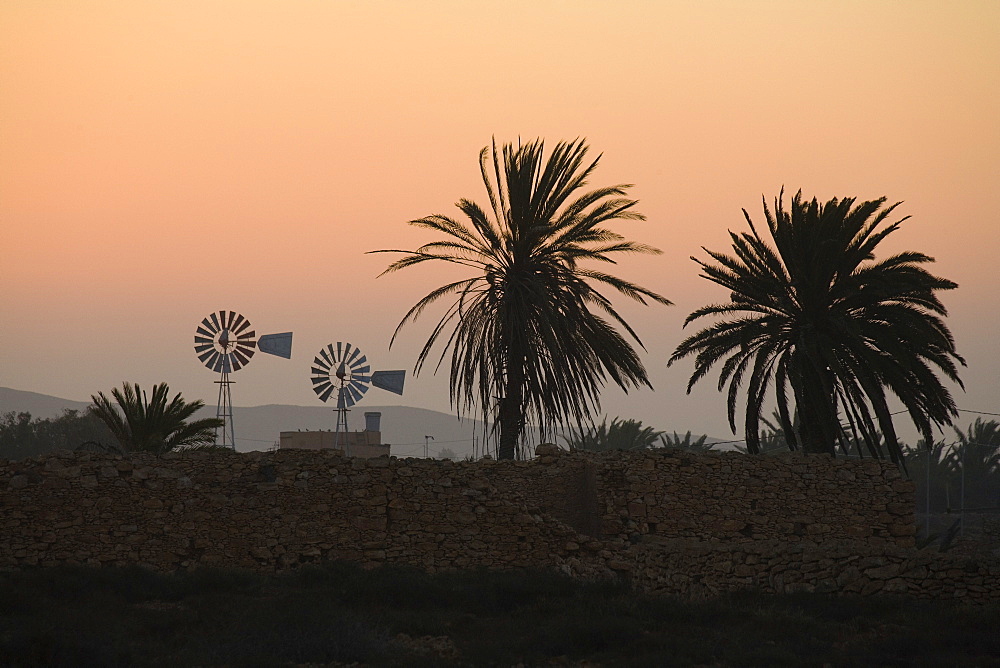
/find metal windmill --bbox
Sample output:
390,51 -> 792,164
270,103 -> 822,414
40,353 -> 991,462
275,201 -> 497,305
194,310 -> 293,449
310,341 -> 405,454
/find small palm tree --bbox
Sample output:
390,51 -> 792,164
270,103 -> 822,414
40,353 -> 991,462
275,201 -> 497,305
952,419 -> 1000,510
733,408 -> 800,455
659,430 -> 713,453
904,438 -> 958,513
372,138 -> 671,459
564,417 -> 662,452
954,419 -> 1000,468
89,382 -> 223,454
669,190 -> 964,463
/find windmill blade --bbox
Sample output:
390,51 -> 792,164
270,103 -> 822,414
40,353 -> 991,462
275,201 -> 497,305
194,343 -> 214,355
199,349 -> 219,368
212,353 -> 226,373
236,343 -> 256,360
346,385 -> 364,405
355,365 -> 371,375
210,312 -> 222,331
312,354 -> 331,372
231,347 -> 251,369
225,311 -> 237,329
196,325 -> 215,338
311,365 -> 331,377
321,346 -> 334,366
337,387 -> 350,408
350,355 -> 368,371
348,383 -> 369,402
194,335 -> 213,345
319,384 -> 336,402
232,314 -> 250,334
258,332 -> 293,359
371,370 -> 406,395
346,347 -> 361,365
201,318 -> 219,335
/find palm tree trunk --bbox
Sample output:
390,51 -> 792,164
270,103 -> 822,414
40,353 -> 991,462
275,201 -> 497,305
794,365 -> 838,455
498,359 -> 525,460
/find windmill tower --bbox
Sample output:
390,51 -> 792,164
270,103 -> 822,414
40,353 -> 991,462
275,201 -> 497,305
310,341 -> 405,454
193,310 -> 292,449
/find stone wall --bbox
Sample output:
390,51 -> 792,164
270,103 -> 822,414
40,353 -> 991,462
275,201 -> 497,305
1,448 -> 997,603
630,538 -> 1000,603
0,449 -> 608,578
468,449 -> 915,547
590,449 -> 915,546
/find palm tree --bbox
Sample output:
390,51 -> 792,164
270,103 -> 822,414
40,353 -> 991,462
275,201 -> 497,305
669,190 -> 964,463
372,138 -> 671,459
952,419 -> 1000,510
733,408 -> 801,456
89,382 -> 223,454
658,430 -> 714,453
903,438 -> 958,514
565,417 -> 663,452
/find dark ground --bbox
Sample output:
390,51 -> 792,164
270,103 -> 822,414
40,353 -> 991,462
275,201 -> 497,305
1,562 -> 999,667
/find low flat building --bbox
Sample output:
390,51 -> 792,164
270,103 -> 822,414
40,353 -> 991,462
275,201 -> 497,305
279,412 -> 390,458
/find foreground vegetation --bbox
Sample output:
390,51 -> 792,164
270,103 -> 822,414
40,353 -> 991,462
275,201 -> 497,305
2,563 -> 998,667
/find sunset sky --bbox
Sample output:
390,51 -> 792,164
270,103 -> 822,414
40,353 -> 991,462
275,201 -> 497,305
2,1 -> 998,448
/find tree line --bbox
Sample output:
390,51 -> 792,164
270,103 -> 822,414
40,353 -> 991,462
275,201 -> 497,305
0,383 -> 222,461
561,414 -> 998,514
373,137 -> 964,463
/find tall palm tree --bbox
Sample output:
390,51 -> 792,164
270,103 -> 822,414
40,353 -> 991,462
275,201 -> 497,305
90,382 -> 223,454
669,190 -> 964,463
371,138 -> 671,459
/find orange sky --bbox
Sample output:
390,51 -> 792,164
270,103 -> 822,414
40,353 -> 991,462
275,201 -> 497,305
2,1 -> 998,446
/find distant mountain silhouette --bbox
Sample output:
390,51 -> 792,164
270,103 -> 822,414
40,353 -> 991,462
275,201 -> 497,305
0,387 -> 487,458
0,387 -> 91,417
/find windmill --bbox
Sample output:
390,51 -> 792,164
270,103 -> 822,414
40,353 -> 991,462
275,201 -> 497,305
310,341 -> 405,454
194,310 -> 292,449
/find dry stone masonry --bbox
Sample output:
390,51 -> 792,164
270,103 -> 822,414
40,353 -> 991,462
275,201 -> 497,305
1,447 -> 997,603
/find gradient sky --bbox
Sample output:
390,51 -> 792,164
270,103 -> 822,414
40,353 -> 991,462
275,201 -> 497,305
2,1 -> 998,447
